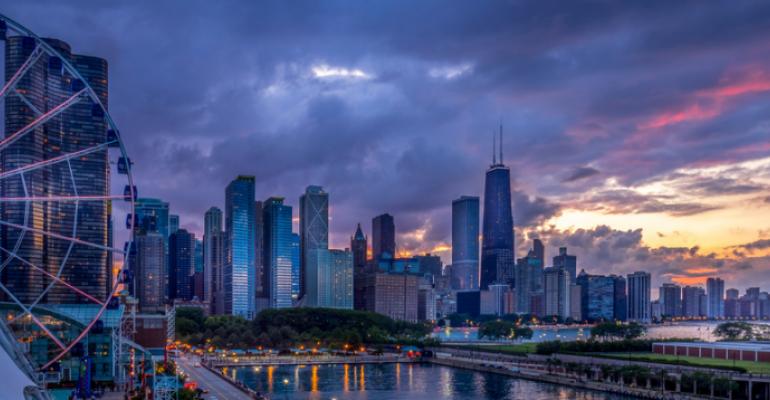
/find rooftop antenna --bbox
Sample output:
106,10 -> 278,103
499,122 -> 503,165
492,129 -> 496,165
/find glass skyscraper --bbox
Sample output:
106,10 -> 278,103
451,196 -> 479,290
263,197 -> 293,309
553,247 -> 577,284
481,130 -> 514,289
576,271 -> 615,321
225,176 -> 256,318
707,277 -> 725,318
2,37 -> 110,304
300,185 -> 329,302
327,249 -> 353,309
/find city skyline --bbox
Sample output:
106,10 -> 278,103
4,2 -> 770,292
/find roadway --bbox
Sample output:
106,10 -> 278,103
175,354 -> 253,400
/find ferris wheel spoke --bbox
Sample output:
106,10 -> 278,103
0,140 -> 114,180
0,246 -> 104,306
0,284 -> 67,350
0,219 -> 125,254
0,88 -> 88,153
0,194 -> 129,203
0,44 -> 44,99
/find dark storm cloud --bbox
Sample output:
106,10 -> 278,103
562,166 -> 600,183
6,1 -> 770,277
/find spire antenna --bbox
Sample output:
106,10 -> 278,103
499,122 -> 503,164
492,130 -> 496,165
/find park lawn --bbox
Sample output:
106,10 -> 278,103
599,352 -> 770,374
481,342 -> 539,355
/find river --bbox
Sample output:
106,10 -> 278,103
224,363 -> 637,399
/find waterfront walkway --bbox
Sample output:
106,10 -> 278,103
209,353 -> 412,367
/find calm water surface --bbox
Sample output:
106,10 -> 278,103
227,363 -> 636,399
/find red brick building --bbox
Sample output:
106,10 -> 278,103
653,342 -> 770,363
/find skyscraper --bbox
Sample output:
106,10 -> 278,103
352,224 -> 368,310
543,267 -> 570,318
481,127 -> 514,289
627,271 -> 651,322
135,233 -> 165,313
169,229 -> 196,301
659,283 -> 682,317
225,176 -> 256,318
612,275 -> 627,321
254,201 -> 267,302
576,271 -> 615,321
1,37 -> 110,304
169,214 -> 180,235
552,247 -> 577,284
324,249 -> 354,309
204,207 -> 224,313
263,197 -> 293,309
134,198 -> 171,299
682,286 -> 706,318
372,213 -> 396,260
706,277 -> 725,318
351,223 -> 367,269
451,196 -> 480,290
300,185 -> 329,301
514,250 -> 542,315
291,232 -> 300,300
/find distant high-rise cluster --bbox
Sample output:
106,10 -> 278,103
119,126 -> 762,325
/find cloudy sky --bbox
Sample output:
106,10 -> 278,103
6,1 -> 770,293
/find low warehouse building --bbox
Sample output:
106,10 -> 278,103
653,341 -> 770,363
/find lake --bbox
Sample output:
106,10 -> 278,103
225,363 -> 637,399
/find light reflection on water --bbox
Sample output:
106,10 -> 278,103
230,363 -> 635,400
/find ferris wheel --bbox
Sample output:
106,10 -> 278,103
0,12 -> 135,376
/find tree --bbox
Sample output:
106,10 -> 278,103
713,322 -> 754,341
590,321 -> 646,339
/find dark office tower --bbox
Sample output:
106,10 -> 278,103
300,186 -> 329,301
576,271 -> 615,322
1,37 -> 109,304
254,201 -> 267,300
481,127 -> 514,290
204,207 -> 224,314
169,214 -> 180,235
372,213 -> 396,260
352,223 -> 368,310
532,239 -> 544,263
351,224 -> 367,269
452,196 -> 480,290
135,233 -> 165,313
659,283 -> 682,317
263,197 -> 293,309
169,229 -> 196,301
552,247 -> 577,284
225,176 -> 256,318
611,275 -> 627,321
682,286 -> 706,318
514,250 -> 542,315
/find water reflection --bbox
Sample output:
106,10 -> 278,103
231,363 -> 631,399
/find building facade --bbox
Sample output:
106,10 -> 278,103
225,176 -> 256,318
480,157 -> 514,289
372,213 -> 395,260
552,247 -> 577,284
660,283 -> 682,318
544,267 -> 570,319
204,207 -> 224,314
135,233 -> 165,313
299,185 -> 328,301
627,271 -> 651,322
451,196 -> 480,290
262,197 -> 293,309
707,277 -> 725,318
169,229 -> 196,301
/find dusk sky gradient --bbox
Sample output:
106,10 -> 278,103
5,1 -> 770,293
